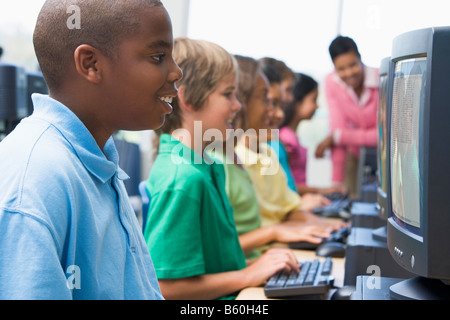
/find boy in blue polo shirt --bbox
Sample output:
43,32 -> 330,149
0,0 -> 182,299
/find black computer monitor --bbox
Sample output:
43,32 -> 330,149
376,57 -> 393,222
371,57 -> 394,243
387,27 -> 450,300
0,64 -> 27,139
0,64 -> 27,121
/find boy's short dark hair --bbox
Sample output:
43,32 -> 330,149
33,0 -> 162,92
280,73 -> 318,128
328,36 -> 361,61
260,59 -> 281,85
260,57 -> 295,82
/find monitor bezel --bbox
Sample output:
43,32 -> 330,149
376,56 -> 393,221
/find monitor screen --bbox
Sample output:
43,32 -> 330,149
390,57 -> 427,235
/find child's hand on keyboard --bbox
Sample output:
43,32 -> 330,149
243,248 -> 300,287
286,210 -> 348,232
272,221 -> 332,244
300,193 -> 331,212
307,213 -> 348,231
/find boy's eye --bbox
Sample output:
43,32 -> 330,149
224,91 -> 237,100
151,54 -> 165,62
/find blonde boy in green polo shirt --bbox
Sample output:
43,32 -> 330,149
144,38 -> 299,300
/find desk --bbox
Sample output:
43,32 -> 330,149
236,249 -> 345,300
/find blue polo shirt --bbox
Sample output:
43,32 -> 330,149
0,94 -> 163,300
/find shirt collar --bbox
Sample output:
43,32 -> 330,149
158,133 -> 215,170
31,94 -> 126,183
332,65 -> 379,107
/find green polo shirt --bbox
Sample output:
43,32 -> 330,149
144,134 -> 246,299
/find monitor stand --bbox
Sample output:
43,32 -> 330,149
389,277 -> 450,300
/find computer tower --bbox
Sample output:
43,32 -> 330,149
350,202 -> 385,229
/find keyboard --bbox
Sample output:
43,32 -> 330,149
288,227 -> 349,250
313,194 -> 352,218
264,257 -> 334,299
324,192 -> 348,201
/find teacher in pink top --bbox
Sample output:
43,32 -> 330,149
315,36 -> 379,196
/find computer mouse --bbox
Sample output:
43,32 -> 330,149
315,241 -> 346,258
330,286 -> 356,300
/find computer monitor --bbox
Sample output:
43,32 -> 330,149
376,57 -> 393,222
387,26 -> 450,300
371,57 -> 394,243
355,146 -> 377,202
0,64 -> 27,121
0,64 -> 27,140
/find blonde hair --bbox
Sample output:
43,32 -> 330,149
158,37 -> 237,134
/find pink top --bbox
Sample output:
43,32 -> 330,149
279,126 -> 307,186
325,66 -> 379,183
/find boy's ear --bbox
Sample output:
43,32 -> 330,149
177,85 -> 195,112
73,44 -> 103,83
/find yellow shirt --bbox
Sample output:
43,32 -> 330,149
235,141 -> 302,227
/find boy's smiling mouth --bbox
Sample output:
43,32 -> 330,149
159,96 -> 174,104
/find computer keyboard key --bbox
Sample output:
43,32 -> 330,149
318,276 -> 328,285
300,261 -> 311,273
304,275 -> 315,286
321,261 -> 332,275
